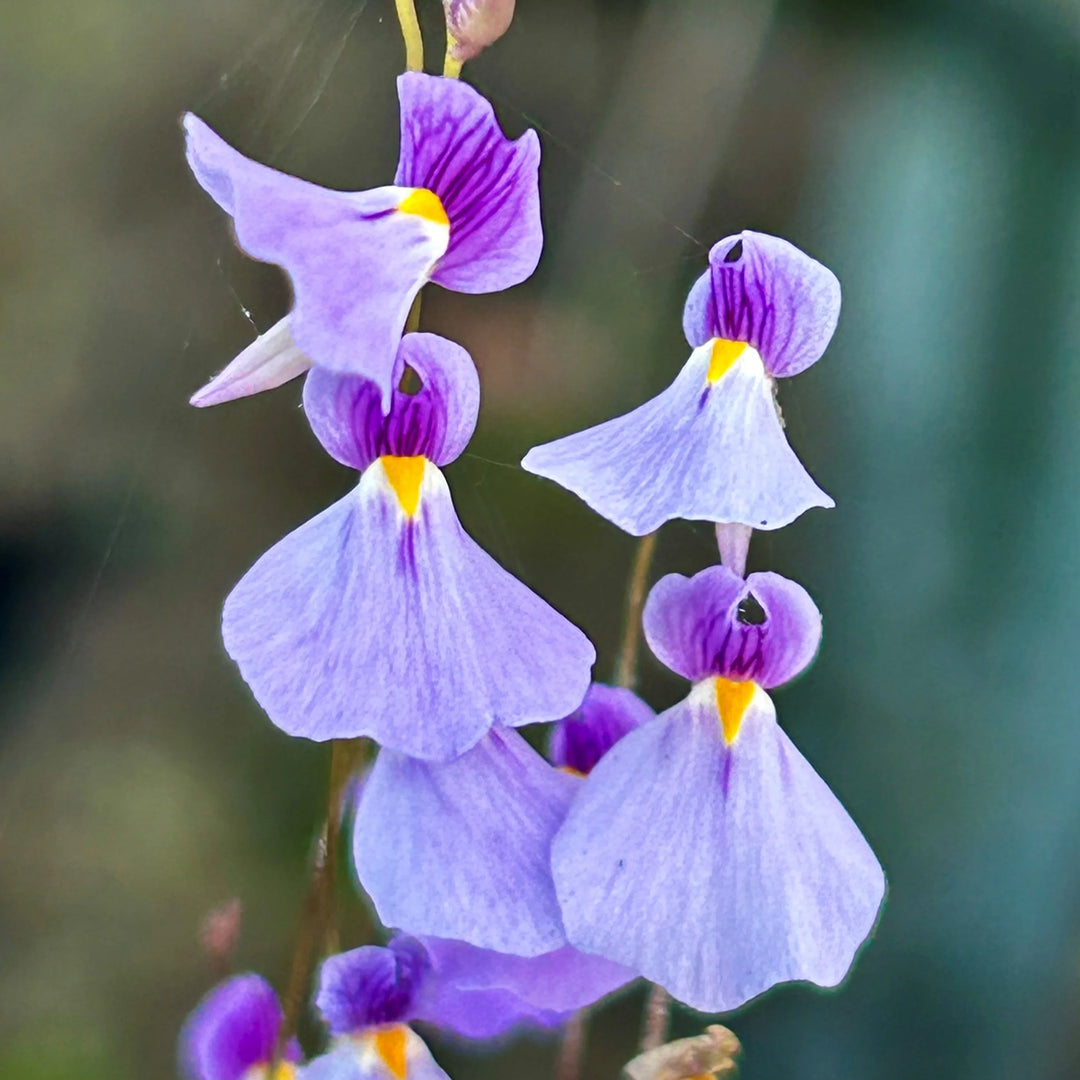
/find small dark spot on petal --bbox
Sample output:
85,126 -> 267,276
737,593 -> 767,626
398,365 -> 423,395
724,239 -> 744,263
616,859 -> 625,870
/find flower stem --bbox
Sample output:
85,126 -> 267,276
394,0 -> 425,72
615,531 -> 658,688
640,983 -> 671,1052
443,34 -> 464,78
613,533 -> 673,1052
273,739 -> 364,1063
556,1010 -> 587,1080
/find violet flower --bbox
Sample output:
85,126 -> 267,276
185,73 -> 540,410
223,332 -> 594,761
549,682 -> 655,777
308,933 -> 628,1066
179,974 -> 302,1080
522,232 -> 839,533
551,565 -> 885,1013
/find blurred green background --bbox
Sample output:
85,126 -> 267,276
4,0 -> 1080,1076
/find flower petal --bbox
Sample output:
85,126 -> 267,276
223,463 -> 594,760
179,974 -> 299,1080
184,114 -> 448,407
190,316 -> 312,408
682,232 -> 841,379
302,334 -> 480,472
354,728 -> 576,956
300,1029 -> 449,1080
315,940 -> 430,1037
522,343 -> 833,534
552,689 -> 885,1013
549,683 -> 654,775
643,565 -> 822,688
395,74 -> 541,294
411,936 -> 633,1039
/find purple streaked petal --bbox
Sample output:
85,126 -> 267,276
549,683 -> 654,775
395,74 -> 541,294
179,974 -> 299,1080
552,688 -> 886,1013
302,335 -> 479,472
682,232 -> 841,379
411,936 -> 633,1039
522,343 -> 832,535
190,316 -> 312,408
315,941 -> 431,1037
184,114 -> 447,408
223,463 -> 594,760
643,565 -> 822,688
354,728 -> 576,956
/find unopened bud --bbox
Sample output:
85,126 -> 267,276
623,1025 -> 742,1080
199,897 -> 243,973
444,0 -> 516,62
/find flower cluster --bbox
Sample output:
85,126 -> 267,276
179,7 -> 884,1076
531,232 -> 887,1012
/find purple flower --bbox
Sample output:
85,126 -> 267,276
353,726 -> 578,955
522,232 -> 839,533
185,73 -> 540,410
551,565 -> 885,1013
222,333 -> 594,761
310,935 -> 630,1055
549,683 -> 654,776
179,974 -> 301,1080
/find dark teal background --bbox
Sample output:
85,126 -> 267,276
2,0 -> 1079,1076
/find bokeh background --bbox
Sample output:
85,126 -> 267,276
4,0 -> 1080,1076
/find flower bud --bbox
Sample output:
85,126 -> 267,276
444,0 -> 515,62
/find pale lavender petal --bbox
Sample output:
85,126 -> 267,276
552,688 -> 886,1013
411,936 -> 633,1038
222,462 -> 594,760
549,683 -> 654,775
179,974 -> 299,1080
300,1030 -> 449,1080
682,231 -> 841,379
190,316 -> 312,408
315,940 -> 430,1037
395,73 -> 541,294
184,114 -> 447,407
522,343 -> 832,534
302,334 -> 479,472
643,565 -> 822,688
354,728 -> 576,956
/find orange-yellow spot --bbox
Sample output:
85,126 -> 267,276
266,1065 -> 297,1080
558,765 -> 586,779
381,455 -> 426,516
398,188 -> 449,227
707,338 -> 747,382
374,1025 -> 409,1080
715,677 -> 755,743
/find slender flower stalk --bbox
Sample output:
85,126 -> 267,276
640,983 -> 671,1052
443,38 -> 464,78
614,532 -> 658,689
395,0 -> 425,72
273,739 -> 365,1064
555,1011 -> 586,1080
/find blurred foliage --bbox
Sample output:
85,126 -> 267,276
3,0 -> 1080,1078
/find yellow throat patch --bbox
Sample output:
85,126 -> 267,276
707,338 -> 747,382
374,1026 -> 409,1080
715,677 -> 755,743
381,456 -> 426,516
398,188 -> 449,227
